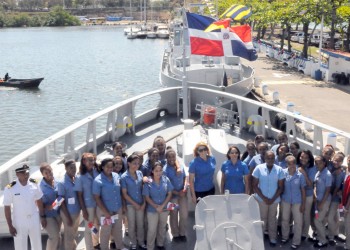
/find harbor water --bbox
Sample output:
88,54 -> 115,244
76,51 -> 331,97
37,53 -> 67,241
0,26 -> 167,166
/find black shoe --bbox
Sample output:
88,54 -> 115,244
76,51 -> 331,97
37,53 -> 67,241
179,235 -> 187,242
308,237 -> 317,242
157,246 -> 165,250
110,241 -> 116,249
313,242 -> 328,248
94,244 -> 101,250
172,236 -> 181,242
301,236 -> 306,241
125,231 -> 129,237
269,240 -> 277,247
329,239 -> 336,246
138,244 -> 147,250
281,239 -> 289,245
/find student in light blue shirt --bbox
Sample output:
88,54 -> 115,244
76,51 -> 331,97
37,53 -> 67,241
322,145 -> 335,172
121,154 -> 146,250
271,132 -> 288,155
57,160 -> 80,250
221,146 -> 249,194
163,148 -> 187,242
248,142 -> 269,172
141,148 -> 159,178
281,155 -> 306,248
39,163 -> 61,250
143,162 -> 173,250
297,150 -> 317,240
241,141 -> 256,166
152,136 -> 167,165
327,152 -> 346,244
313,155 -> 333,247
274,143 -> 289,169
189,142 -> 216,204
75,152 -> 100,250
252,151 -> 284,246
93,158 -> 124,250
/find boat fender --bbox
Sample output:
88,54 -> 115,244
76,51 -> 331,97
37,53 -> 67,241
116,116 -> 133,136
156,109 -> 169,119
247,115 -> 264,135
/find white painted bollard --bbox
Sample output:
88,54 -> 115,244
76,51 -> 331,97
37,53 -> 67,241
272,91 -> 280,103
254,77 -> 261,88
287,102 -> 295,112
327,133 -> 337,148
184,119 -> 194,130
262,84 -> 268,95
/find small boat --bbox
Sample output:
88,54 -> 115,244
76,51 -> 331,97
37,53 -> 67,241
146,31 -> 157,39
127,32 -> 137,39
0,77 -> 44,88
136,30 -> 147,39
156,24 -> 170,39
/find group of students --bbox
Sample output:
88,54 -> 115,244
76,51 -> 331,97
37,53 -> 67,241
5,132 -> 350,250
188,131 -> 350,249
37,137 -> 189,250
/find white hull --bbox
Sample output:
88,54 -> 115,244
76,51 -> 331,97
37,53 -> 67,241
127,33 -> 137,39
147,32 -> 157,38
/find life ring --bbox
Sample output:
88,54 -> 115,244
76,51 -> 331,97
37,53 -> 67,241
156,109 -> 169,119
116,115 -> 132,136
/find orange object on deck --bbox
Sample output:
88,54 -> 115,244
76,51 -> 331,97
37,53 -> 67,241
203,106 -> 216,125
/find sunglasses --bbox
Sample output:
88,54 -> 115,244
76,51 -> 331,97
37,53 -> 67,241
198,148 -> 208,153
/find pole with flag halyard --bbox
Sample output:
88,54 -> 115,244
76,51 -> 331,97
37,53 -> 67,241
182,8 -> 189,120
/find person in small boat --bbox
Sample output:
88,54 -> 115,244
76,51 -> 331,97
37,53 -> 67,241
121,154 -> 147,250
93,158 -> 124,250
141,148 -> 160,178
163,148 -> 188,242
4,73 -> 9,81
341,155 -> 350,250
252,151 -> 285,247
241,140 -> 256,166
39,163 -> 62,250
221,146 -> 249,194
313,155 -> 332,248
280,155 -> 306,249
297,150 -> 317,241
275,143 -> 289,169
152,136 -> 167,165
189,142 -> 216,203
3,164 -> 46,250
327,152 -> 346,245
143,162 -> 173,250
58,159 -> 81,250
75,153 -> 100,250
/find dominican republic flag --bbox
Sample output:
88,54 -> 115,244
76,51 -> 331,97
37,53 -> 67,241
186,12 -> 257,61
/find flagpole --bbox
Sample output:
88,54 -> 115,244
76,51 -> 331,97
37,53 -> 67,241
182,8 -> 189,120
318,14 -> 324,68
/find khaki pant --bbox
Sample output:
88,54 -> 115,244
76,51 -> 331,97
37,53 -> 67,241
257,199 -> 278,241
60,212 -> 80,250
45,215 -> 62,250
97,208 -> 123,250
147,211 -> 169,250
345,211 -> 350,249
83,207 -> 100,250
327,202 -> 340,240
281,201 -> 303,245
302,196 -> 315,237
126,205 -> 145,246
314,200 -> 330,244
169,195 -> 188,237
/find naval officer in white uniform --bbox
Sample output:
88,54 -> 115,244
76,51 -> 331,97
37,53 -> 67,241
3,164 -> 47,250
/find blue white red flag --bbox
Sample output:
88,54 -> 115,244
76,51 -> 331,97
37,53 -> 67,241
186,12 -> 257,61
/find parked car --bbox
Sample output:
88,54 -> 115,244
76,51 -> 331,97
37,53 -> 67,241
335,39 -> 350,50
323,37 -> 340,48
291,32 -> 304,42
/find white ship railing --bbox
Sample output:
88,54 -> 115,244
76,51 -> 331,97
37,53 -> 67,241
1,87 -> 349,190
